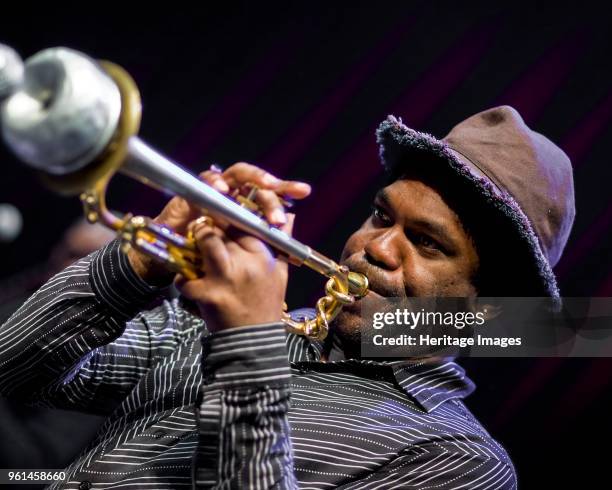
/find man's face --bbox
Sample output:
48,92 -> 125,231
334,176 -> 480,344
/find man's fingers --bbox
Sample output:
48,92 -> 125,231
154,196 -> 201,234
251,188 -> 287,226
225,226 -> 271,256
196,163 -> 310,230
192,163 -> 306,234
226,213 -> 295,269
223,162 -> 311,199
274,213 -> 296,272
272,180 -> 311,199
191,220 -> 231,276
174,275 -> 206,302
198,163 -> 307,228
280,213 -> 296,237
222,162 -> 280,189
199,170 -> 230,193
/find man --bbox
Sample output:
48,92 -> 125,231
0,106 -> 574,489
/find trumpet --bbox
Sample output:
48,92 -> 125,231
0,44 -> 368,340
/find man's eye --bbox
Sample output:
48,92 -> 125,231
371,205 -> 391,225
416,234 -> 441,251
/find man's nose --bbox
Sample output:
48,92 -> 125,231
364,229 -> 402,271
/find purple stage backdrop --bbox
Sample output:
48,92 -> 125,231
1,2 -> 611,488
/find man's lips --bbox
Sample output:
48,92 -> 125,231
344,264 -> 392,298
342,256 -> 407,298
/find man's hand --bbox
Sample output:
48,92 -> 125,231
127,162 -> 311,288
176,211 -> 296,332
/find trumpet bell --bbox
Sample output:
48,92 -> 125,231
1,48 -> 122,177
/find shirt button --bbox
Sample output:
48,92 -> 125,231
79,481 -> 92,490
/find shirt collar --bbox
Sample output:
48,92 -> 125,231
286,308 -> 475,412
387,360 -> 475,412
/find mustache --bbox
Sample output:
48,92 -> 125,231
341,256 -> 407,298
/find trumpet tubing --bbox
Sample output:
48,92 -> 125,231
0,44 -> 368,340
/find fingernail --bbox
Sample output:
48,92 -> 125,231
295,182 -> 311,192
271,209 -> 286,224
213,180 -> 229,192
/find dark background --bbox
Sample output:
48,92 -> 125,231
1,2 -> 611,488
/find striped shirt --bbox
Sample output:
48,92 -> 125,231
0,241 -> 516,489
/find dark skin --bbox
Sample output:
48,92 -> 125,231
128,163 -> 480,360
328,177 -> 480,359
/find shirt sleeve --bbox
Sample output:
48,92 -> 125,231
0,239 -> 199,415
194,323 -> 296,489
